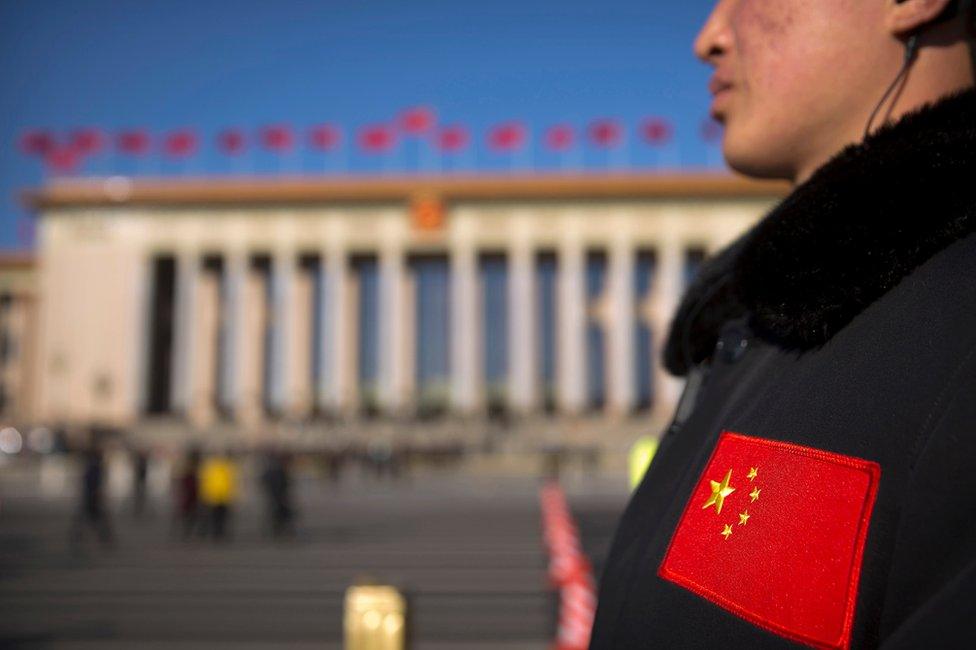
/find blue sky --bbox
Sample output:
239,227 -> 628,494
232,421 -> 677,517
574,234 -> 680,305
0,0 -> 720,250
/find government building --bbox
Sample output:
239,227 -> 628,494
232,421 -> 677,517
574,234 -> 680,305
13,172 -> 784,452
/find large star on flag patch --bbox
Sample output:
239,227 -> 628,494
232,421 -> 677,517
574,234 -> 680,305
658,431 -> 881,650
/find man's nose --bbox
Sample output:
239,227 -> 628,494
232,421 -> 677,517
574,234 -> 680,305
693,0 -> 733,64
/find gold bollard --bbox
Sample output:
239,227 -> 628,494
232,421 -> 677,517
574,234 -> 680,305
344,584 -> 407,650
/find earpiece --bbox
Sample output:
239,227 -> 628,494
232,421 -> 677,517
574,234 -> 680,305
896,0 -> 975,38
864,0 -> 973,139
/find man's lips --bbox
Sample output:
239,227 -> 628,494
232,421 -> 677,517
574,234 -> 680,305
708,76 -> 734,121
708,76 -> 734,97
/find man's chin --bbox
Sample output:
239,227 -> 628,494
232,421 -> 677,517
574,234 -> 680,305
723,137 -> 796,181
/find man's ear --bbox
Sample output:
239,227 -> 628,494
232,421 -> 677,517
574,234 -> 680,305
886,0 -> 956,36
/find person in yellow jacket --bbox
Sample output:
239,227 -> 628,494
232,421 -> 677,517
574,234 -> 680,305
198,450 -> 238,540
627,435 -> 659,492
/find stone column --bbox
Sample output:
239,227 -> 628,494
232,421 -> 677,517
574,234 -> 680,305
268,251 -> 296,414
238,257 -> 267,425
130,253 -> 151,418
188,266 -> 220,428
221,252 -> 246,416
650,233 -> 685,418
607,240 -> 635,415
557,239 -> 586,414
379,247 -> 408,414
508,242 -> 536,412
288,259 -> 314,418
451,245 -> 480,413
170,251 -> 198,414
322,248 -> 351,413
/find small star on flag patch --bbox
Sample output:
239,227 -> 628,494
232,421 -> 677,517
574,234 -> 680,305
658,431 -> 881,650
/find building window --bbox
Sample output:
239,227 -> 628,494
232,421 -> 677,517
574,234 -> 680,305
145,255 -> 176,414
479,252 -> 508,417
351,255 -> 380,416
201,255 -> 224,418
684,246 -> 708,288
411,254 -> 450,418
535,251 -> 558,413
250,255 -> 275,417
634,249 -> 657,412
304,254 -> 325,415
585,250 -> 608,411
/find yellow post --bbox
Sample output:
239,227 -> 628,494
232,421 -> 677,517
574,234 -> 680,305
344,584 -> 407,650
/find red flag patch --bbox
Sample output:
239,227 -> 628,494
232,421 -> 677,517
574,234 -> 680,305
658,431 -> 881,650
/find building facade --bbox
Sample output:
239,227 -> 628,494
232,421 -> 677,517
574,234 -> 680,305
0,253 -> 39,424
25,172 -> 785,444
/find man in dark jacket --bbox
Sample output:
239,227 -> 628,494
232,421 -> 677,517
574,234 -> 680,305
590,1 -> 975,648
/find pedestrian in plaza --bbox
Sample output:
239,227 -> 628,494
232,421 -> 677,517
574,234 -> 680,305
198,449 -> 238,541
173,446 -> 201,539
261,448 -> 296,538
590,1 -> 976,648
130,446 -> 149,518
69,444 -> 114,551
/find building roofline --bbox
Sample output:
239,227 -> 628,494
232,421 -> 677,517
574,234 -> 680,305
0,251 -> 35,268
22,170 -> 789,210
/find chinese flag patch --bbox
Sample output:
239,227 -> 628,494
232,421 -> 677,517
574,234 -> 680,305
659,431 -> 881,650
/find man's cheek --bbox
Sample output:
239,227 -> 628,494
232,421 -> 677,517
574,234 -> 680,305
732,0 -> 794,58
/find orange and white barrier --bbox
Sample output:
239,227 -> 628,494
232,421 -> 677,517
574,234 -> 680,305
540,482 -> 597,650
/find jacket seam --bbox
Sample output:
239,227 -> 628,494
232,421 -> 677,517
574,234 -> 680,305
907,335 -> 976,473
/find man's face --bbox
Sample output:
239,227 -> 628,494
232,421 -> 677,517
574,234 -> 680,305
695,0 -> 893,181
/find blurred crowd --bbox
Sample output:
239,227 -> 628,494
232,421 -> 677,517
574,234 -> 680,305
1,426 -> 472,553
0,424 -> 605,555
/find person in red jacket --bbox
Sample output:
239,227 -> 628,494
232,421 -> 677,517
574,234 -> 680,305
590,1 -> 975,648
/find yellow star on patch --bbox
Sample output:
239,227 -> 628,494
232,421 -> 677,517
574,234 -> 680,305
747,467 -> 758,481
721,524 -> 733,540
738,510 -> 750,525
702,468 -> 735,515
749,487 -> 761,503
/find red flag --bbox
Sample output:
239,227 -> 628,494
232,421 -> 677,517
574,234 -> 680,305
701,117 -> 723,143
358,124 -> 396,153
308,123 -> 342,151
69,128 -> 106,155
163,130 -> 198,157
588,119 -> 623,148
397,106 -> 436,135
260,124 -> 295,152
659,431 -> 880,650
216,129 -> 246,155
544,124 -> 575,151
640,118 -> 673,145
45,146 -> 80,173
117,130 -> 152,156
487,121 -> 527,152
19,130 -> 55,157
435,125 -> 469,153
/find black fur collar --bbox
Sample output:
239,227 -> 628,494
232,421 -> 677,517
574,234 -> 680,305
664,86 -> 976,377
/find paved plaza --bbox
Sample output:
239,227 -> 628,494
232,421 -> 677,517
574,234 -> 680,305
0,467 -> 627,649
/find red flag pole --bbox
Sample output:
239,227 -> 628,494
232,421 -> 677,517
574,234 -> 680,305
309,124 -> 338,176
434,124 -> 470,175
545,123 -> 579,173
518,121 -> 535,174
462,127 -> 475,173
589,119 -> 617,172
217,128 -> 249,176
616,123 -> 629,171
116,129 -> 152,177
398,106 -> 436,174
260,125 -> 296,175
640,117 -> 676,171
